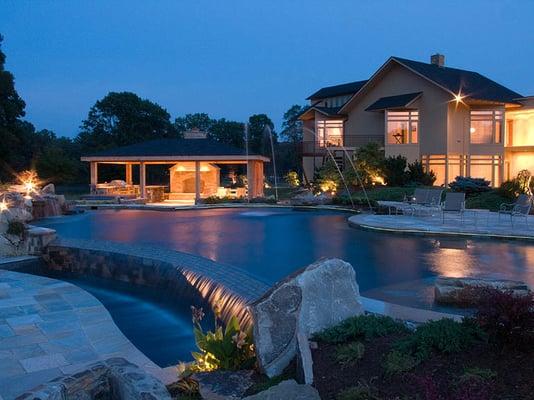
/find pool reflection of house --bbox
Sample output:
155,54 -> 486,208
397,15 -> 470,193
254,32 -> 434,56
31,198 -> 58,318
81,130 -> 269,204
300,54 -> 534,186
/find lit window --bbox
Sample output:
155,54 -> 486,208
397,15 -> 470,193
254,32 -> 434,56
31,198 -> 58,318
316,120 -> 344,147
387,111 -> 419,144
470,110 -> 503,144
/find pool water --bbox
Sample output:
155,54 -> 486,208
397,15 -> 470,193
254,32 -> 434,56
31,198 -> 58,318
35,208 -> 534,365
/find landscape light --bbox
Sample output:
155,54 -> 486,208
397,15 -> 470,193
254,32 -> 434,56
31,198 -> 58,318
0,199 -> 9,212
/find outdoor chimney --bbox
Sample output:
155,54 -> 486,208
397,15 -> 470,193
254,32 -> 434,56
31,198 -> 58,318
430,53 -> 445,67
183,128 -> 207,139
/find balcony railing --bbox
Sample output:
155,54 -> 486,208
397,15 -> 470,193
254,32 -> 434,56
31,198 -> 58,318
301,134 -> 384,156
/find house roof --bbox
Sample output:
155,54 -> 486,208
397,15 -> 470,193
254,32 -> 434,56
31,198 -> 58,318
306,80 -> 368,100
81,138 -> 269,162
391,57 -> 523,104
365,92 -> 422,111
298,105 -> 345,120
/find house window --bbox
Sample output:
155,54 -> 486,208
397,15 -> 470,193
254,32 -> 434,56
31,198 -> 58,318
316,120 -> 344,147
386,111 -> 419,144
470,110 -> 503,144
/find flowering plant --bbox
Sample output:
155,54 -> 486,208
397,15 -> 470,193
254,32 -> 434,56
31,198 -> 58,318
187,304 -> 255,372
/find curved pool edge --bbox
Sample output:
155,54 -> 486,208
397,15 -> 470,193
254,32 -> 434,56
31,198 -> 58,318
0,266 -> 177,399
348,213 -> 534,242
73,202 -> 360,214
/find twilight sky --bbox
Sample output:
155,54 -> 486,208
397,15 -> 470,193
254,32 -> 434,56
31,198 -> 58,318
1,0 -> 533,138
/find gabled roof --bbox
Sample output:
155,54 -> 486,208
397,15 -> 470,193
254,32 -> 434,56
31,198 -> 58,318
81,138 -> 269,162
306,80 -> 368,100
298,105 -> 345,120
391,57 -> 523,104
365,92 -> 422,112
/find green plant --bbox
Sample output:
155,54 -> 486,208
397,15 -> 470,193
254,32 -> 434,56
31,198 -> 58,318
335,341 -> 365,365
332,195 -> 378,209
349,142 -> 385,187
472,288 -> 534,349
187,306 -> 255,373
460,367 -> 497,382
336,380 -> 382,400
406,161 -> 436,186
382,350 -> 418,375
465,191 -> 510,211
314,159 -> 341,194
498,179 -> 522,200
314,314 -> 409,344
449,176 -> 491,195
6,220 -> 26,238
284,171 -> 301,188
382,155 -> 408,186
394,318 -> 483,362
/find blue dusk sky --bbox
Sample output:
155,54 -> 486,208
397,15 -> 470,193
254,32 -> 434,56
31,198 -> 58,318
1,0 -> 533,138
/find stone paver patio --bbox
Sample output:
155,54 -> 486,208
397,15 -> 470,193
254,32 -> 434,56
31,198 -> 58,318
350,207 -> 534,240
0,268 -> 175,400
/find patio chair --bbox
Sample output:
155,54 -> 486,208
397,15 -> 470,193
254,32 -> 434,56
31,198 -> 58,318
441,192 -> 465,223
498,194 -> 532,227
427,189 -> 444,207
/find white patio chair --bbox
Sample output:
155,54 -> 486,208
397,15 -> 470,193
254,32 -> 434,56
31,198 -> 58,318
498,194 -> 532,228
441,192 -> 465,223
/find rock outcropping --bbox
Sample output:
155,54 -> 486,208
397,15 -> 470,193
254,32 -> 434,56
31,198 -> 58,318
250,258 -> 363,377
16,358 -> 171,400
243,379 -> 320,400
435,276 -> 531,305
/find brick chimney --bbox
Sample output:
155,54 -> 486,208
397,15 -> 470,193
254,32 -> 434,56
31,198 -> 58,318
183,128 -> 207,139
430,53 -> 445,67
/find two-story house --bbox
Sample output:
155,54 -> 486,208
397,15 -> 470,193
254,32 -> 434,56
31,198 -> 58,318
300,54 -> 534,187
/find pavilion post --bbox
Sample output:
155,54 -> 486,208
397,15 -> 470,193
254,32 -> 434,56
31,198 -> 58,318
90,162 -> 98,193
195,161 -> 201,204
139,162 -> 146,200
125,163 -> 133,185
247,160 -> 255,200
256,160 -> 264,197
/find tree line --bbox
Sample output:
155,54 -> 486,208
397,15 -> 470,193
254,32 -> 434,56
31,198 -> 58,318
0,34 -> 306,185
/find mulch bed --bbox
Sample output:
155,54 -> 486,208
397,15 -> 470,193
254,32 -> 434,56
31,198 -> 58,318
312,335 -> 534,400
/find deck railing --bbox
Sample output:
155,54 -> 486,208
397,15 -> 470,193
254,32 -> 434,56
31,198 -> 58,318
301,134 -> 384,156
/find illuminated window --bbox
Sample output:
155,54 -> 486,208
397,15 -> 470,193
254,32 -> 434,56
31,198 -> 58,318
387,111 -> 418,144
316,120 -> 344,147
470,110 -> 503,144
469,155 -> 502,186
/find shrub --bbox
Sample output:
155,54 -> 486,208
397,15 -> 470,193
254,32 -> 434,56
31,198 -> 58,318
187,306 -> 255,372
453,375 -> 493,400
394,318 -> 483,361
472,288 -> 534,349
7,220 -> 26,238
336,380 -> 382,400
284,171 -> 300,188
460,367 -> 497,382
406,161 -> 436,186
314,159 -> 341,194
465,191 -> 510,211
201,196 -> 245,204
350,142 -> 385,187
332,195 -> 378,209
498,179 -> 522,200
382,155 -> 408,186
449,176 -> 491,195
383,350 -> 418,375
314,314 -> 409,344
335,342 -> 365,365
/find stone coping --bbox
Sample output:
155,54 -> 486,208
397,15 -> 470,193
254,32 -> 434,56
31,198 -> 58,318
349,212 -> 534,241
0,268 -> 176,400
72,202 -> 360,214
49,237 -> 271,302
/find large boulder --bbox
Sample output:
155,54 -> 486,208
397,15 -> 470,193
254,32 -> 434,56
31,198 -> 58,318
243,379 -> 320,400
290,192 -> 332,206
193,370 -> 254,400
251,258 -> 363,377
435,276 -> 531,306
41,183 -> 55,194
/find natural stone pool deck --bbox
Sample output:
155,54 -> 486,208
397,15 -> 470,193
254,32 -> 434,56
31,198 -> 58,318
0,267 -> 176,400
350,210 -> 534,240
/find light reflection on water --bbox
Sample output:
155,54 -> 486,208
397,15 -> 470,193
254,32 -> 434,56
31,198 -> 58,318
35,208 -> 534,364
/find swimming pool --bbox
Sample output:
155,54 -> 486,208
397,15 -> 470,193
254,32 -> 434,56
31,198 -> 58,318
35,207 -> 534,365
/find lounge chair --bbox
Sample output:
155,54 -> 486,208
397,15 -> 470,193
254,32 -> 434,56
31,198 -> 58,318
441,192 -> 465,223
498,194 -> 532,227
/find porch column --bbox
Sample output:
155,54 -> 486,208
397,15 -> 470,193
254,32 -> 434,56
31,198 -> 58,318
256,161 -> 264,197
247,159 -> 255,200
125,163 -> 133,185
139,162 -> 146,199
90,162 -> 98,193
195,161 -> 201,204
